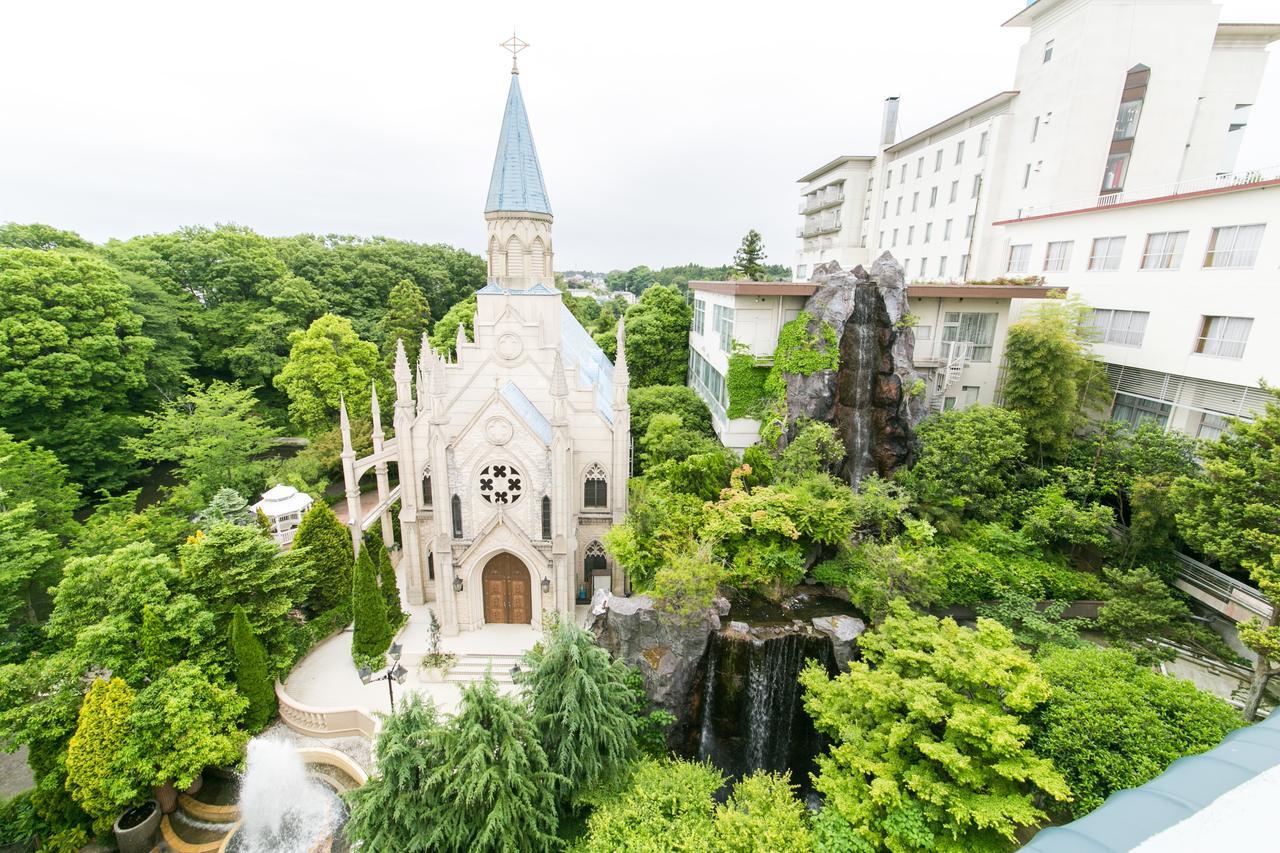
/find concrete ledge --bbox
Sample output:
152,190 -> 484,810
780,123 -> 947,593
275,680 -> 378,741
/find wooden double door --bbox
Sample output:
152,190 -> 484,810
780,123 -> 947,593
482,553 -> 532,624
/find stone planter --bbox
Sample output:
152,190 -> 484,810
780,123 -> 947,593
154,780 -> 178,814
113,800 -> 160,853
185,772 -> 204,797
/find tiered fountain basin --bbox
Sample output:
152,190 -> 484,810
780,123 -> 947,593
213,743 -> 367,853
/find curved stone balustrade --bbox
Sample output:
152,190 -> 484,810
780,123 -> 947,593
275,681 -> 378,740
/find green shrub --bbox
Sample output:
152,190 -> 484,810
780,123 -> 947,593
230,605 -> 277,733
351,546 -> 391,662
293,503 -> 354,614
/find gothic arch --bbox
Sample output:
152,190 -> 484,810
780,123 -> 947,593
583,462 -> 608,509
583,540 -> 607,583
487,235 -> 501,278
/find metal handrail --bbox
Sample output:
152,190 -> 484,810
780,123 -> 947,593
1005,164 -> 1280,220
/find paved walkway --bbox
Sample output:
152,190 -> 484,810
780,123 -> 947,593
284,556 -> 593,717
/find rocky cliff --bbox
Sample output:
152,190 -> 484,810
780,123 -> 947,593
785,253 -> 926,482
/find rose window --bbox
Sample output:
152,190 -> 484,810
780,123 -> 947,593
478,463 -> 523,505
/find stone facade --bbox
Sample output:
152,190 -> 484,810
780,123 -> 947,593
339,67 -> 629,636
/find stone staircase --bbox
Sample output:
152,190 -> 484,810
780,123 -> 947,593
442,652 -> 526,684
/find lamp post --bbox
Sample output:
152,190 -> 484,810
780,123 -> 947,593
359,642 -> 408,711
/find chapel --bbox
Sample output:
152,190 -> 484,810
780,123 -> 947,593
337,54 -> 630,636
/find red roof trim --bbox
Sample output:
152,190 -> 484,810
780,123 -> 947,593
993,178 -> 1280,226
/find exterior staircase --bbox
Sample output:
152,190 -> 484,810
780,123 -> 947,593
442,652 -> 526,684
926,340 -> 971,414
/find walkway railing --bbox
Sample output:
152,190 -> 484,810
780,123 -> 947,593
1171,551 -> 1273,623
275,680 -> 378,740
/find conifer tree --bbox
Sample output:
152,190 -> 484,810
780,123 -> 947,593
292,503 -> 353,614
351,546 -> 391,662
363,530 -> 403,622
517,617 -> 637,802
428,679 -> 562,850
138,603 -> 172,677
65,677 -> 140,834
229,604 -> 277,732
732,229 -> 768,281
379,278 -> 431,367
345,694 -> 448,852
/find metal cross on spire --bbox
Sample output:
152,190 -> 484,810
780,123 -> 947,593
499,31 -> 529,74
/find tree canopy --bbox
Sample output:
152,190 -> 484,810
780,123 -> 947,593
623,285 -> 693,388
274,313 -> 386,435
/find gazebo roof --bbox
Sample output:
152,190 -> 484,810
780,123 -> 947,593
250,484 -> 314,517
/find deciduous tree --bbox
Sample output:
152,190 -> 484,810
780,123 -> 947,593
800,600 -> 1070,851
623,285 -> 692,388
273,313 -> 385,435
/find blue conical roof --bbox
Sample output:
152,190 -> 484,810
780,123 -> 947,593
485,74 -> 552,216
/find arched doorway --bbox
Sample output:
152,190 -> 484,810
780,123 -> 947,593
481,553 -> 532,624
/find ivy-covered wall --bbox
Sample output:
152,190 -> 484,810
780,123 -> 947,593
764,312 -> 840,400
726,351 -> 770,419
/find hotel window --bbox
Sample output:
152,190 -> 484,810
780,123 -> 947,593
1043,39 -> 1054,63
712,305 -> 735,352
1088,309 -> 1149,346
887,170 -> 892,188
943,219 -> 953,240
955,140 -> 965,164
971,173 -> 982,198
689,349 -> 728,410
937,256 -> 948,278
959,254 -> 970,278
935,150 -> 943,172
896,196 -> 902,215
900,164 -> 907,182
1007,243 -> 1031,273
1101,153 -> 1129,192
1022,163 -> 1032,189
917,258 -> 926,277
882,200 -> 888,218
1043,240 -> 1073,272
924,223 -> 932,243
1204,224 -> 1264,269
1112,393 -> 1170,430
942,312 -> 998,362
964,215 -> 975,238
916,324 -> 933,341
1088,236 -> 1125,270
960,385 -> 980,408
1031,116 -> 1040,143
692,298 -> 706,334
912,192 -> 919,212
796,265 -> 808,280
1194,315 -> 1252,359
929,187 -> 937,208
892,228 -> 899,246
949,180 -> 958,203
1140,231 -> 1188,270
878,231 -> 884,248
1197,412 -> 1231,441
978,130 -> 989,156
907,226 -> 914,245
1102,65 -> 1148,193
916,157 -> 924,178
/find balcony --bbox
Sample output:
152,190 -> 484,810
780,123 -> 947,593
800,217 -> 842,238
798,189 -> 845,214
1000,164 -> 1280,222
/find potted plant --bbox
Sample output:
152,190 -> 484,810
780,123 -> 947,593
113,800 -> 161,853
420,611 -> 457,681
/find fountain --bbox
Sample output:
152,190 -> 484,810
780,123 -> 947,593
220,737 -> 358,853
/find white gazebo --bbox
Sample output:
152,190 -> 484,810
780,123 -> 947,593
250,484 -> 314,547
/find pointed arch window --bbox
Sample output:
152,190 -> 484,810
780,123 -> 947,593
422,473 -> 433,507
584,540 -> 607,583
583,463 -> 608,509
451,494 -> 463,538
541,495 -> 552,540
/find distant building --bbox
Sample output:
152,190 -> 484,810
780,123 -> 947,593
686,278 -> 1065,450
794,0 -> 1279,434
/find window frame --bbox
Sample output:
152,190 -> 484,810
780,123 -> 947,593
583,464 -> 609,509
1140,231 -> 1188,270
1193,315 -> 1253,359
1007,243 -> 1032,273
1043,240 -> 1073,272
1087,236 -> 1125,271
1203,224 -> 1265,269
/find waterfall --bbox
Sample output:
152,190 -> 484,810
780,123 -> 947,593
839,281 -> 881,485
696,629 -> 835,787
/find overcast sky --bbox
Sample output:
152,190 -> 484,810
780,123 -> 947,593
3,0 -> 1277,272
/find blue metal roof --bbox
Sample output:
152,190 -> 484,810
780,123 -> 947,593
485,74 -> 552,216
558,303 -> 614,423
1023,713 -> 1280,851
499,381 -> 552,444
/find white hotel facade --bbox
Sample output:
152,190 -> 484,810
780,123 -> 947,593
790,0 -> 1279,438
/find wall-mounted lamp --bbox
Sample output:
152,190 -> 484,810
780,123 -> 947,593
541,577 -> 551,594
453,577 -> 464,593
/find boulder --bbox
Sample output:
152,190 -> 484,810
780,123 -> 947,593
810,614 -> 867,672
588,593 -> 721,749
